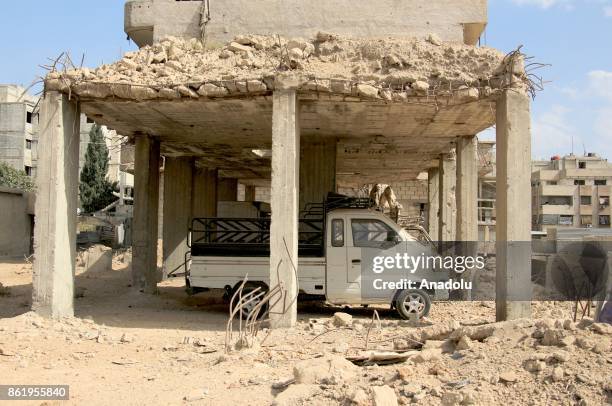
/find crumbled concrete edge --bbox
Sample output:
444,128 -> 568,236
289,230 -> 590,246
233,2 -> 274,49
44,33 -> 529,103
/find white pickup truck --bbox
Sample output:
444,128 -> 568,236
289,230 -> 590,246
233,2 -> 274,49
186,196 -> 448,319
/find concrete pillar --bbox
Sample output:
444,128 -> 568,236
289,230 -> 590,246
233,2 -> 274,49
427,167 -> 440,240
192,167 -> 218,217
269,87 -> 300,328
495,89 -> 532,321
299,137 -> 336,211
438,153 -> 456,242
32,92 -> 80,318
455,135 -> 479,300
456,136 -> 478,241
217,178 -> 238,201
133,136 -> 160,293
162,157 -> 193,279
244,185 -> 256,202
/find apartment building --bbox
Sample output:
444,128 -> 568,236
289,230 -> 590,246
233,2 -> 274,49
0,84 -> 38,176
532,153 -> 612,231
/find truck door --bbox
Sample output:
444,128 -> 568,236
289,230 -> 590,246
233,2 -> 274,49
325,214 -> 360,302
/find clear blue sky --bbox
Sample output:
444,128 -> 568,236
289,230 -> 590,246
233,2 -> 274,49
0,0 -> 610,160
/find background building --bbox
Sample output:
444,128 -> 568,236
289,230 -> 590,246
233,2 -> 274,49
0,84 -> 39,177
532,153 -> 612,231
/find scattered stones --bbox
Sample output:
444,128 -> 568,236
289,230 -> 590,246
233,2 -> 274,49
120,333 -> 134,343
332,312 -> 353,327
551,367 -> 564,382
524,359 -> 546,373
348,388 -> 370,405
273,384 -> 318,406
499,372 -> 518,384
355,84 -> 379,98
372,385 -> 398,406
592,323 -> 612,335
412,348 -> 442,363
293,355 -> 357,385
455,335 -> 472,351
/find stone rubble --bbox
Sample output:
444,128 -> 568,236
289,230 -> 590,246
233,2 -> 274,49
44,34 -> 525,103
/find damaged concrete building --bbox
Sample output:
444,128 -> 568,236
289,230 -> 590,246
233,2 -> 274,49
32,0 -> 533,326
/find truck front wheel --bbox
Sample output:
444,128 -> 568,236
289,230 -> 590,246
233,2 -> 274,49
394,289 -> 431,320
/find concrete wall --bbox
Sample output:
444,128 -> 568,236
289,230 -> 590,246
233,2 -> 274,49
0,187 -> 33,257
125,0 -> 487,47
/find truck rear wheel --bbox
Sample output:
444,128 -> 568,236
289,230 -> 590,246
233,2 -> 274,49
232,283 -> 269,320
394,289 -> 431,320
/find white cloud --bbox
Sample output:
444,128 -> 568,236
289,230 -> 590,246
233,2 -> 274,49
605,5 -> 612,16
531,105 -> 582,159
510,0 -> 572,9
588,70 -> 612,101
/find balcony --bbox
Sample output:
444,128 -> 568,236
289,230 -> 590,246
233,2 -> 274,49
539,184 -> 575,196
541,204 -> 574,215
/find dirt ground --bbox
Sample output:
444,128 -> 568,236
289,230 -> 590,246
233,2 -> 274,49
0,252 -> 610,406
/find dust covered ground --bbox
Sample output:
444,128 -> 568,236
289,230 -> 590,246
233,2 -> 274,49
0,253 -> 610,406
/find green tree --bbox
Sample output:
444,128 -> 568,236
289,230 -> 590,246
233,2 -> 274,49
0,162 -> 34,191
79,124 -> 117,213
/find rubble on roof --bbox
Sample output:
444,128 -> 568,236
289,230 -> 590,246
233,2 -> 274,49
45,34 -> 526,102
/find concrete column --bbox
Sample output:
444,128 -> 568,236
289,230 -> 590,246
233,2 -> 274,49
269,87 -> 300,328
438,153 -> 457,242
244,185 -> 256,202
299,137 -> 336,211
217,178 -> 238,201
496,89 -> 532,321
32,92 -> 80,318
162,157 -> 193,279
427,167 -> 440,240
133,136 -> 160,293
192,167 -> 218,217
455,135 -> 479,300
456,136 -> 478,241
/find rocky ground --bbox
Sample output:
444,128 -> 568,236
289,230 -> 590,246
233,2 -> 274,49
0,252 -> 610,406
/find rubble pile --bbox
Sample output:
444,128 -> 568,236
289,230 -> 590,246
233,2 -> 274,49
44,34 -> 522,103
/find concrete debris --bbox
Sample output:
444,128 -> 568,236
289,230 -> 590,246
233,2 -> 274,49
372,385 -> 398,406
332,312 -> 352,327
273,384 -> 318,406
499,372 -> 518,383
293,355 -> 358,385
44,34 -> 520,103
348,388 -> 370,405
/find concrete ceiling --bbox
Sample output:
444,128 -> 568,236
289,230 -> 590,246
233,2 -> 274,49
81,93 -> 496,185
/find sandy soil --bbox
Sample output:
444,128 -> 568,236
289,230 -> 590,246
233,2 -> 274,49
0,253 -> 610,406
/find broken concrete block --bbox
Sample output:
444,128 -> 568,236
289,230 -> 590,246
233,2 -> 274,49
197,83 -> 229,97
273,384 -> 318,406
176,85 -> 199,98
235,80 -> 267,93
293,355 -> 357,385
227,42 -> 252,56
411,80 -> 430,94
332,312 -> 352,327
158,88 -> 181,99
356,84 -> 379,98
372,385 -> 398,406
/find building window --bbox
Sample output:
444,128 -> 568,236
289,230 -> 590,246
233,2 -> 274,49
26,111 -> 33,124
581,216 -> 592,226
595,179 -> 607,186
86,116 -> 94,124
578,161 -> 586,169
580,196 -> 591,205
25,140 -> 32,150
599,215 -> 610,226
331,219 -> 344,247
24,166 -> 32,176
559,215 -> 573,225
548,181 -> 557,185
574,180 -> 585,185
601,196 -> 610,208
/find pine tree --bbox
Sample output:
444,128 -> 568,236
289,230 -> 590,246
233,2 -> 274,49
79,124 -> 116,213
